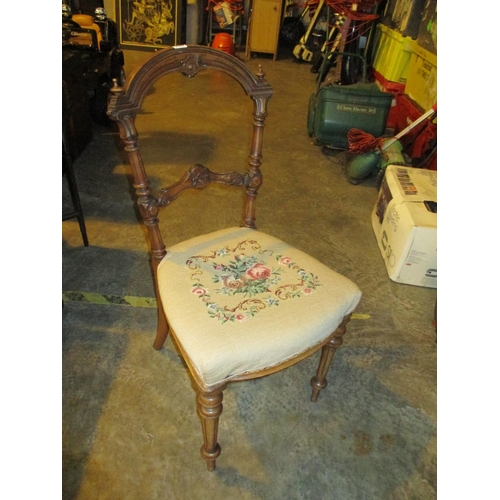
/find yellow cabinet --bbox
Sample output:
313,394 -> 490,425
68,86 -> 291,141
247,0 -> 282,60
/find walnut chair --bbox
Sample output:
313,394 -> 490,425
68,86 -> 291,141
108,46 -> 361,471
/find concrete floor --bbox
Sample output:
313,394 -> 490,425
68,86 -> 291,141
62,46 -> 437,499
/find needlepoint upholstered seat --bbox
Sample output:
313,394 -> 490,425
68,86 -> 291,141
108,45 -> 361,471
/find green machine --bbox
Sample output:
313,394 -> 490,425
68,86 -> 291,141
346,105 -> 437,184
307,53 -> 393,150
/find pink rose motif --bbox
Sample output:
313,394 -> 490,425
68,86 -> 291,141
280,257 -> 292,266
214,264 -> 224,271
246,263 -> 271,280
192,287 -> 208,296
222,276 -> 247,289
303,288 -> 313,295
235,314 -> 246,322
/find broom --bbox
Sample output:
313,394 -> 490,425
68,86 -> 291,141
346,104 -> 437,184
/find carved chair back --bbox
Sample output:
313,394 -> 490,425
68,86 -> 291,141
107,46 -> 274,268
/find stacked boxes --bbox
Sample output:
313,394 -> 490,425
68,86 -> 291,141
372,24 -> 414,84
405,42 -> 437,112
372,24 -> 413,129
370,22 -> 437,166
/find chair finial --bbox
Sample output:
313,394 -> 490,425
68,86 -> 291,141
110,78 -> 124,95
257,65 -> 265,80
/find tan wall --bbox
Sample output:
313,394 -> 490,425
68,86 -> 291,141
103,0 -> 114,19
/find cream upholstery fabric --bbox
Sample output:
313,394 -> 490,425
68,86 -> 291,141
157,227 -> 361,387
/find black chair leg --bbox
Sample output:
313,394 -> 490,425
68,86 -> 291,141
62,136 -> 89,247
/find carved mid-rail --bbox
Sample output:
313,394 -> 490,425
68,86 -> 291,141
157,164 -> 246,207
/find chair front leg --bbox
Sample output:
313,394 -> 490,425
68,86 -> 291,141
310,314 -> 351,402
196,384 -> 227,471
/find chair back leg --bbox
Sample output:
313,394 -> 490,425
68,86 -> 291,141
152,288 -> 169,350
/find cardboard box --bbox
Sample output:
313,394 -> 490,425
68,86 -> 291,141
213,2 -> 236,27
372,165 -> 437,288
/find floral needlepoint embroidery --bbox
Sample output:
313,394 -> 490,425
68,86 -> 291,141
191,287 -> 208,297
186,240 -> 321,324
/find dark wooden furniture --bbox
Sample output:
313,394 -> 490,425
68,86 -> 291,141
62,52 -> 91,246
62,130 -> 89,247
62,51 -> 93,160
108,45 -> 361,471
68,0 -> 104,16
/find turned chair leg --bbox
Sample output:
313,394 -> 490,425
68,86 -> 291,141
310,314 -> 351,402
196,385 -> 227,471
153,296 -> 169,350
